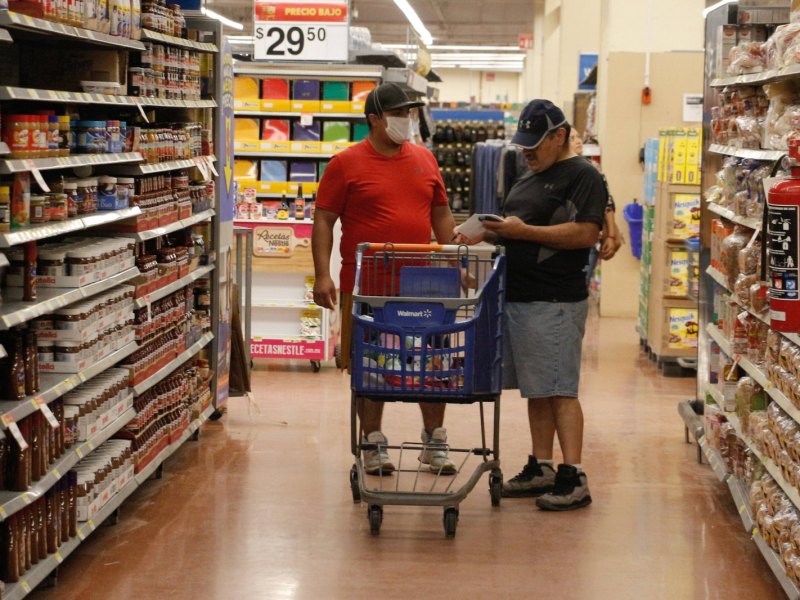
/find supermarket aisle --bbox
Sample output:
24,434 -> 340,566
31,315 -> 783,600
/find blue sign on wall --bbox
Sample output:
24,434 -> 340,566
578,53 -> 598,90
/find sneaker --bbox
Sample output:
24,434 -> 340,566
501,455 -> 555,497
535,464 -> 592,511
362,431 -> 395,476
419,427 -> 457,475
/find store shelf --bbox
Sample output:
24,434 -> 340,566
0,397 -> 213,600
0,403 -> 134,522
0,341 -> 138,426
0,267 -> 139,329
234,151 -> 335,159
119,209 -> 216,242
705,201 -> 762,231
234,110 -> 364,119
135,264 -> 215,308
110,155 -> 217,176
705,267 -> 768,326
0,9 -> 146,50
707,144 -> 785,162
753,533 -> 800,600
711,63 -> 800,89
134,404 -> 214,483
133,332 -> 214,396
0,142 -> 9,155
0,207 -> 141,248
252,300 -> 320,309
0,152 -> 143,174
699,434 -> 729,482
727,476 -> 756,533
233,62 -> 383,80
0,27 -> 12,43
0,86 -> 216,108
141,28 -> 217,52
707,324 -> 772,391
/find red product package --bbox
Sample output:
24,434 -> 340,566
261,119 -> 290,141
261,79 -> 289,99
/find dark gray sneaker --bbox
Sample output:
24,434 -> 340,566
536,464 -> 592,511
501,455 -> 555,497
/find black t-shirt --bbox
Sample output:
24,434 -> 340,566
502,156 -> 606,302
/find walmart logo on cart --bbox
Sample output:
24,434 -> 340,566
397,309 -> 433,318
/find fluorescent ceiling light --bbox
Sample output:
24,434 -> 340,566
384,44 -> 521,52
432,63 -> 523,72
201,7 -> 244,30
392,0 -> 433,46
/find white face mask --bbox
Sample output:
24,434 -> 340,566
384,115 -> 411,144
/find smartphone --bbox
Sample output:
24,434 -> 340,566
478,214 -> 503,222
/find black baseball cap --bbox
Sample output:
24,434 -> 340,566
364,82 -> 425,117
511,99 -> 568,149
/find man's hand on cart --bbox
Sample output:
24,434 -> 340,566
313,275 -> 337,310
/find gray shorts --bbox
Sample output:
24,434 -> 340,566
502,300 -> 589,398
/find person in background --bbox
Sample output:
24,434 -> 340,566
569,128 -> 623,285
311,83 -> 458,476
455,100 -> 606,511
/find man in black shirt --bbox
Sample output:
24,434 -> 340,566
459,99 -> 605,511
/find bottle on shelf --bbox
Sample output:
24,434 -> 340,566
294,184 -> 305,220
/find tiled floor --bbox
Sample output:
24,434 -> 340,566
30,315 -> 785,599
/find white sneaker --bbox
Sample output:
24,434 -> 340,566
363,431 -> 395,475
419,427 -> 457,475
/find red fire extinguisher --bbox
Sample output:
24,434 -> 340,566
768,136 -> 800,331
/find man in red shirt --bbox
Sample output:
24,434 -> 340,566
312,82 -> 457,475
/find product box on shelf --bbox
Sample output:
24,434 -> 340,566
666,192 -> 701,240
235,117 -> 260,141
716,24 -> 738,76
665,245 -> 691,298
25,47 -> 129,90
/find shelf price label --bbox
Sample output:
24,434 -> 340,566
253,1 -> 349,62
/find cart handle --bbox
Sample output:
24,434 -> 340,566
357,242 -> 500,253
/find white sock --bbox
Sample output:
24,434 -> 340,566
568,463 -> 583,473
539,459 -> 553,467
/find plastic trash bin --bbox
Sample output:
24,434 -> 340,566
624,201 -> 644,259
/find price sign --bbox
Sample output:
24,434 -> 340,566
253,1 -> 349,62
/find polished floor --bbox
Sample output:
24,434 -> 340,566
30,315 -> 785,600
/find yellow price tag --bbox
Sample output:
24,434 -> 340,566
21,581 -> 30,593
88,519 -> 95,530
55,551 -> 63,563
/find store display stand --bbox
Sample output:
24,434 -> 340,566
0,9 -> 232,596
233,61 -> 385,369
685,4 -> 800,596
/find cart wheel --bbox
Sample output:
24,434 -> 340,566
334,343 -> 343,369
443,507 -> 459,538
349,464 -> 361,504
489,473 -> 503,507
311,360 -> 321,373
368,505 -> 383,535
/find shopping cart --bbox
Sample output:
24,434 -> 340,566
349,242 -> 505,537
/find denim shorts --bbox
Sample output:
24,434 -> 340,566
502,300 -> 589,398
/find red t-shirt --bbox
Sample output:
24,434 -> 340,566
316,139 -> 449,292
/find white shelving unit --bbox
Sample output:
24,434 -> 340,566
232,61 -> 383,369
0,11 -> 229,596
0,152 -> 143,174
0,86 -> 216,108
696,11 -> 800,593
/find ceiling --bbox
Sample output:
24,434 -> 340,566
206,0 -> 534,47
